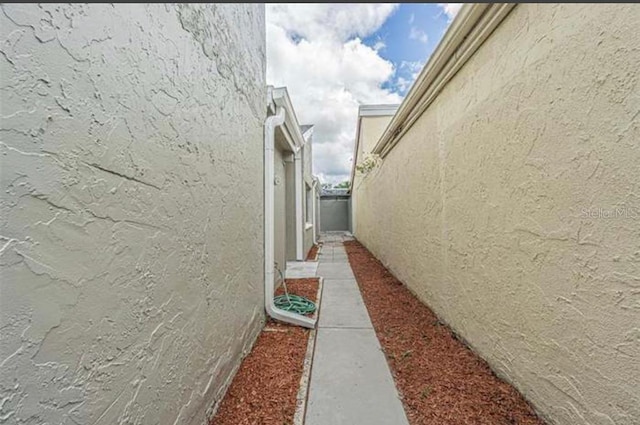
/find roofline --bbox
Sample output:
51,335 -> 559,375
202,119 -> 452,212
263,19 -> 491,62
372,3 -> 516,158
358,104 -> 400,117
269,86 -> 306,151
301,124 -> 314,143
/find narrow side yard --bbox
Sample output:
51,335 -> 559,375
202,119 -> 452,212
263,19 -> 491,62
212,278 -> 319,425
344,240 -> 544,425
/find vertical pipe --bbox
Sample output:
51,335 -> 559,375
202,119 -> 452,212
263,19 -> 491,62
294,151 -> 304,260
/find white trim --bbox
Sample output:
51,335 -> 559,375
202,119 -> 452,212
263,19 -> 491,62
301,125 -> 314,143
272,86 -> 305,150
294,151 -> 304,260
305,223 -> 313,230
373,3 -> 516,158
358,104 -> 400,117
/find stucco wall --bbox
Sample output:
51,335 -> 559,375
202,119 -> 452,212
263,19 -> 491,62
352,114 -> 394,236
354,4 -> 639,425
357,115 -> 393,161
274,146 -> 287,278
303,140 -> 315,255
0,4 -> 265,425
285,157 -> 296,261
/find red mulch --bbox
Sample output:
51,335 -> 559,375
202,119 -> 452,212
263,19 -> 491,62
344,240 -> 544,425
305,244 -> 320,261
211,278 -> 319,425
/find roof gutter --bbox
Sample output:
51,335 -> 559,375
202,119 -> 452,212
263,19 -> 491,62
373,3 -> 516,158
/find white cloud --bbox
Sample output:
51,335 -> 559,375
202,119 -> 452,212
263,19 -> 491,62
395,60 -> 425,94
409,13 -> 415,24
268,4 -> 398,44
438,3 -> 462,21
372,40 -> 386,52
267,4 -> 402,185
409,27 -> 428,44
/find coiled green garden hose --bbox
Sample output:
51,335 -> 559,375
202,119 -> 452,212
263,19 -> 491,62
273,292 -> 316,315
273,265 -> 316,315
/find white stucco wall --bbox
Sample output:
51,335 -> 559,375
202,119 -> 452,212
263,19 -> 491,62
303,139 -> 315,255
0,4 -> 265,425
354,4 -> 639,425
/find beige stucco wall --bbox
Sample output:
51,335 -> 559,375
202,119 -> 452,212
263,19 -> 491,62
0,4 -> 265,425
352,114 -> 394,237
358,115 -> 393,161
354,4 -> 639,425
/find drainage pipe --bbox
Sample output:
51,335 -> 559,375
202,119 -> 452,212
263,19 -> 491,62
294,151 -> 304,260
264,106 -> 316,328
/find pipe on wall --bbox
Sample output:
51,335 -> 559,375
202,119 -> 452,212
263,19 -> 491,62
294,151 -> 304,260
264,106 -> 316,329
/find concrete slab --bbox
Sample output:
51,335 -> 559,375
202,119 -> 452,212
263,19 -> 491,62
316,263 -> 355,280
320,278 -> 359,286
305,328 -> 409,425
319,284 -> 372,329
286,261 -> 319,279
318,231 -> 354,243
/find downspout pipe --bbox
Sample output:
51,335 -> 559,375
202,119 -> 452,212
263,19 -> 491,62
311,178 -> 318,244
264,106 -> 316,329
294,151 -> 304,260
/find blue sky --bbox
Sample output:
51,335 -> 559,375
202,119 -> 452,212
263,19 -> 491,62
363,4 -> 452,96
266,4 -> 460,184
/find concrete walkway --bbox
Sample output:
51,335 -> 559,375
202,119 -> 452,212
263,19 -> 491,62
305,233 -> 409,425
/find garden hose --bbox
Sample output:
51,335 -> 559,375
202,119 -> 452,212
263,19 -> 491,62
274,292 -> 316,315
273,264 -> 316,316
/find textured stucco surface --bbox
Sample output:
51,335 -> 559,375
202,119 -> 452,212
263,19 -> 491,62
352,115 -> 393,237
354,4 -> 639,425
357,116 -> 392,163
0,4 -> 265,424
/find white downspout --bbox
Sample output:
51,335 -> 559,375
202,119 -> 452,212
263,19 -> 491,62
264,106 -> 316,329
311,179 -> 318,244
294,151 -> 304,260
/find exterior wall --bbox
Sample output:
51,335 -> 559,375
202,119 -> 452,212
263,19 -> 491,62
320,196 -> 351,232
357,116 -> 393,164
354,4 -> 639,425
302,138 -> 315,255
352,115 -> 394,237
0,4 -> 265,425
274,146 -> 287,277
285,158 -> 296,260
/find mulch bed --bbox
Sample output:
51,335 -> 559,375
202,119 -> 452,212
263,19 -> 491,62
344,240 -> 544,425
305,244 -> 320,261
211,278 -> 319,425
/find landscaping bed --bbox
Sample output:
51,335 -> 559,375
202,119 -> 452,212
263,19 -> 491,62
343,240 -> 544,425
211,278 -> 319,425
305,244 -> 320,261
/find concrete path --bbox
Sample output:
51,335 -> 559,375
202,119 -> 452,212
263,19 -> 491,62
286,260 -> 318,278
305,234 -> 409,425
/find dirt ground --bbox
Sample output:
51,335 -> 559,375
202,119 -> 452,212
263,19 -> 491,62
211,278 -> 318,425
344,240 -> 544,425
